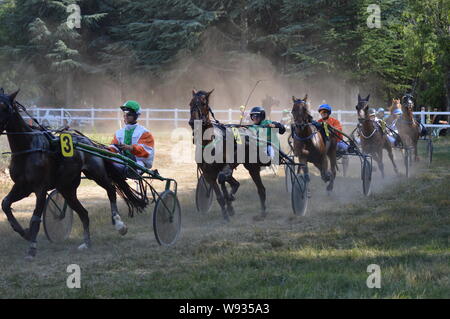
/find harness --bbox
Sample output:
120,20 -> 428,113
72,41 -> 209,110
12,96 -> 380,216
291,124 -> 318,141
357,118 -> 381,140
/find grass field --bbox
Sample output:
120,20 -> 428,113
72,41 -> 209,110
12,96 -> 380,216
0,133 -> 448,298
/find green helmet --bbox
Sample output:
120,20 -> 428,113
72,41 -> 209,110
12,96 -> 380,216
120,100 -> 141,115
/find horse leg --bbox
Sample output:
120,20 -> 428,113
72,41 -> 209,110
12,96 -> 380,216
245,164 -> 266,219
227,176 -> 240,201
24,189 -> 47,260
1,184 -> 32,239
414,139 -> 420,162
83,169 -> 127,236
385,140 -> 399,175
327,151 -> 337,192
57,187 -> 92,250
217,164 -> 237,216
210,179 -> 230,222
220,180 -> 235,217
374,151 -> 384,178
319,155 -> 331,184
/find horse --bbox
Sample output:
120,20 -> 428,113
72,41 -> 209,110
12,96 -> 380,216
189,90 -> 268,220
397,94 -> 420,161
291,95 -> 337,193
0,90 -> 147,260
390,98 -> 402,114
355,94 -> 399,178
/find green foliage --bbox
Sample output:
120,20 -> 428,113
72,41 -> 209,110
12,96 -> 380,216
0,0 -> 448,109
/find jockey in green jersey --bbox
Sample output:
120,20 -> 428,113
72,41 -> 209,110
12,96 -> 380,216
248,106 -> 286,158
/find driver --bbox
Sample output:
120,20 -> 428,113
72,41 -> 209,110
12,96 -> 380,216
249,106 -> 286,159
108,101 -> 155,172
317,104 -> 348,153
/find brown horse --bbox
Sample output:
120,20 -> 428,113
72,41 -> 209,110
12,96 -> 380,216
291,95 -> 337,193
189,90 -> 268,220
356,94 -> 398,178
397,94 -> 420,161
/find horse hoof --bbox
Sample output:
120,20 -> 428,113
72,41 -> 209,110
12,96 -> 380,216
227,206 -> 235,217
78,243 -> 90,251
118,225 -> 128,236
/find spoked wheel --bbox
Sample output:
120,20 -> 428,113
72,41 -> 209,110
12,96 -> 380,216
361,157 -> 372,196
285,163 -> 294,193
342,155 -> 349,177
195,175 -> 214,213
43,190 -> 73,243
291,173 -> 309,216
426,139 -> 433,167
153,190 -> 181,246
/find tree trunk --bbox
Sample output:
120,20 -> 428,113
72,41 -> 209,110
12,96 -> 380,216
445,69 -> 450,135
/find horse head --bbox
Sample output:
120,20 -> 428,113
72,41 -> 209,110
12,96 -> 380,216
291,95 -> 311,125
0,89 -> 19,133
189,89 -> 214,129
356,94 -> 370,119
401,94 -> 414,114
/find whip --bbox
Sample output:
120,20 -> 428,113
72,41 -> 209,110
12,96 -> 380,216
239,80 -> 264,125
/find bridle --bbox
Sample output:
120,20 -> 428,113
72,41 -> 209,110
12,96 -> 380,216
399,95 -> 417,125
291,99 -> 318,141
189,93 -> 219,127
356,101 -> 379,140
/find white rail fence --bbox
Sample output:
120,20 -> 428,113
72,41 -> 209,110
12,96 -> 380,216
22,107 -> 450,129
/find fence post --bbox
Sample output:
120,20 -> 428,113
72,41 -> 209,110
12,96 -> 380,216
174,108 -> 178,128
60,108 -> 64,127
228,108 -> 232,123
91,108 -> 94,128
337,110 -> 342,123
420,110 -> 425,124
146,109 -> 150,127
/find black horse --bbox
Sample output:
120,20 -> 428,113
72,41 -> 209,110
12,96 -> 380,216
0,90 -> 147,260
189,90 -> 270,221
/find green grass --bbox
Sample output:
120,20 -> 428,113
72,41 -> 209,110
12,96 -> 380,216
0,136 -> 448,298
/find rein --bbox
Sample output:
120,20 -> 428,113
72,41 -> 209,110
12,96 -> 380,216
2,148 -> 47,156
0,131 -> 45,135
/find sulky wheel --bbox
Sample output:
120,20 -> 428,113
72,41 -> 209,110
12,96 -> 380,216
361,157 -> 372,196
153,190 -> 181,246
43,190 -> 73,243
285,163 -> 294,193
291,173 -> 309,216
195,175 -> 214,213
342,155 -> 349,177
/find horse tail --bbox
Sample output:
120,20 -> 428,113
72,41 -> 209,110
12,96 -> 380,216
103,160 -> 148,217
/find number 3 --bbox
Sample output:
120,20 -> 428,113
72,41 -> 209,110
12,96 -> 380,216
60,133 -> 74,157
